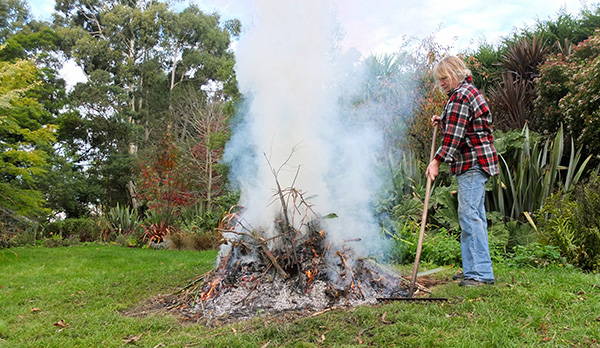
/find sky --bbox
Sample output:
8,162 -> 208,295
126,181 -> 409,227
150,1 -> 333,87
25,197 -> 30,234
189,0 -> 591,54
25,0 -> 592,86
27,0 -> 592,56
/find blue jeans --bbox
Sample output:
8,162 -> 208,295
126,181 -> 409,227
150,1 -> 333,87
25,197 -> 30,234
457,166 -> 495,282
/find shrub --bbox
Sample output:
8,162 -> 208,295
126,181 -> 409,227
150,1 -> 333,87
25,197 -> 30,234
535,31 -> 600,162
178,195 -> 239,236
115,234 -> 138,247
167,233 -> 186,250
490,35 -> 548,131
382,220 -> 419,265
115,234 -> 128,247
507,243 -> 568,269
0,207 -> 40,248
179,209 -> 219,235
383,220 -> 461,266
421,230 -> 462,266
537,173 -> 600,271
184,231 -> 219,250
42,218 -> 102,242
430,184 -> 460,233
167,231 -> 219,251
43,234 -> 80,248
9,228 -> 41,247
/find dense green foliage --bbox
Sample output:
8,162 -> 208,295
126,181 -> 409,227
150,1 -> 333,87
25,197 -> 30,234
490,125 -> 591,221
42,217 -> 103,242
0,0 -> 240,249
3,0 -> 600,274
536,31 -> 600,162
54,0 -> 238,212
386,6 -> 600,272
0,51 -> 55,219
537,173 -> 600,271
2,6 -> 600,346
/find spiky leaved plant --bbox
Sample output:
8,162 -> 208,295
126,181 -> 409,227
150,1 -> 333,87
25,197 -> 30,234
489,35 -> 548,131
489,124 -> 591,223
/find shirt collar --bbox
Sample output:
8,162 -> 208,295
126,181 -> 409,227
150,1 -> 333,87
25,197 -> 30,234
448,76 -> 473,96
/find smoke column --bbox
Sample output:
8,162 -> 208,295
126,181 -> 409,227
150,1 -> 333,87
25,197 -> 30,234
223,0 -> 385,255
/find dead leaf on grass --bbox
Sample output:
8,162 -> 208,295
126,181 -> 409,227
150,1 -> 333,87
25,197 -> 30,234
260,341 -> 270,348
356,326 -> 374,345
123,333 -> 143,344
31,308 -> 40,313
53,320 -> 69,328
381,312 -> 391,324
317,327 -> 332,343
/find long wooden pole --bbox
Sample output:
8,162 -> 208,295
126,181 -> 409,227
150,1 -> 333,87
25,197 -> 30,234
408,124 -> 438,297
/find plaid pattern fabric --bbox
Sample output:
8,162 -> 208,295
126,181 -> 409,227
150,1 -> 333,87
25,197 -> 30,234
434,76 -> 499,176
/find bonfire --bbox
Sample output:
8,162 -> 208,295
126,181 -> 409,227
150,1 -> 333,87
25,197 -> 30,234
176,165 -> 432,324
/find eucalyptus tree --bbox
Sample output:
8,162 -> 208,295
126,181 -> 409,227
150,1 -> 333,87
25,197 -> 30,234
54,0 -> 238,211
0,0 -> 29,42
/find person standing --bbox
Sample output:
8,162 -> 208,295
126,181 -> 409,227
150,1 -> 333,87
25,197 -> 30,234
425,56 -> 498,286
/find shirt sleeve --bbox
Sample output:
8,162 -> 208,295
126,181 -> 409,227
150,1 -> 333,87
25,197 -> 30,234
434,93 -> 470,164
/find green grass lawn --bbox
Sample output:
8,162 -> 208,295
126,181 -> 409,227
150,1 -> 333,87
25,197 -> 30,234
1,245 -> 599,347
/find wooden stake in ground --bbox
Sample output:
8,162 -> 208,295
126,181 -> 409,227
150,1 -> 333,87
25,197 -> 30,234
408,124 -> 438,297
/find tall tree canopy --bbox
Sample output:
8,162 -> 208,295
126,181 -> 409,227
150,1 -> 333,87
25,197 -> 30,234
0,52 -> 56,218
53,0 -> 238,212
0,0 -> 66,221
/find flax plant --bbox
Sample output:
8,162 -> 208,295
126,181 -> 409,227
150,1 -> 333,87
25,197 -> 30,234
387,149 -> 424,197
107,203 -> 141,236
489,124 -> 591,222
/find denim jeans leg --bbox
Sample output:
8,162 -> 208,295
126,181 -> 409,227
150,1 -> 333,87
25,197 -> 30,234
457,167 -> 495,282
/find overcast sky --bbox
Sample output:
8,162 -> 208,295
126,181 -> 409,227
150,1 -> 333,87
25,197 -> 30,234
190,0 -> 592,55
26,0 -> 592,85
27,0 -> 591,55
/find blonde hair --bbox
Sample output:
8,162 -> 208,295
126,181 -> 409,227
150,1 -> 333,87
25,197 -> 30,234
433,56 -> 472,84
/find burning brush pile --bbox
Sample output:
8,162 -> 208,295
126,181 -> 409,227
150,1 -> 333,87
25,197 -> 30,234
178,177 -> 419,324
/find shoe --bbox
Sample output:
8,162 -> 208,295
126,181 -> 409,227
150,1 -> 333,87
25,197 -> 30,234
452,272 -> 465,280
459,279 -> 495,287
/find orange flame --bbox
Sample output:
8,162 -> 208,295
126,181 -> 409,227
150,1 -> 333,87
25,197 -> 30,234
305,269 -> 317,284
312,248 -> 319,259
201,277 -> 221,301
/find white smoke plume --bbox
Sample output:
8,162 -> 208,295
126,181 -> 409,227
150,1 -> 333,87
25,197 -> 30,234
223,0 -> 387,256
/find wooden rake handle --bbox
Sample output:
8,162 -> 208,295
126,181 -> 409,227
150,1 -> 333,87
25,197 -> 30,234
408,124 -> 438,297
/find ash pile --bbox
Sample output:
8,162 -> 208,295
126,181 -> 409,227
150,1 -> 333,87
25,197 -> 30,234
182,187 -> 411,323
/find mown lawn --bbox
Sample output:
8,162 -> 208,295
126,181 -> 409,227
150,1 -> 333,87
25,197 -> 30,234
0,245 -> 598,347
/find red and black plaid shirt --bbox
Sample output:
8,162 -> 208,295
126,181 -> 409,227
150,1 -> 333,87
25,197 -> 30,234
434,76 -> 499,176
